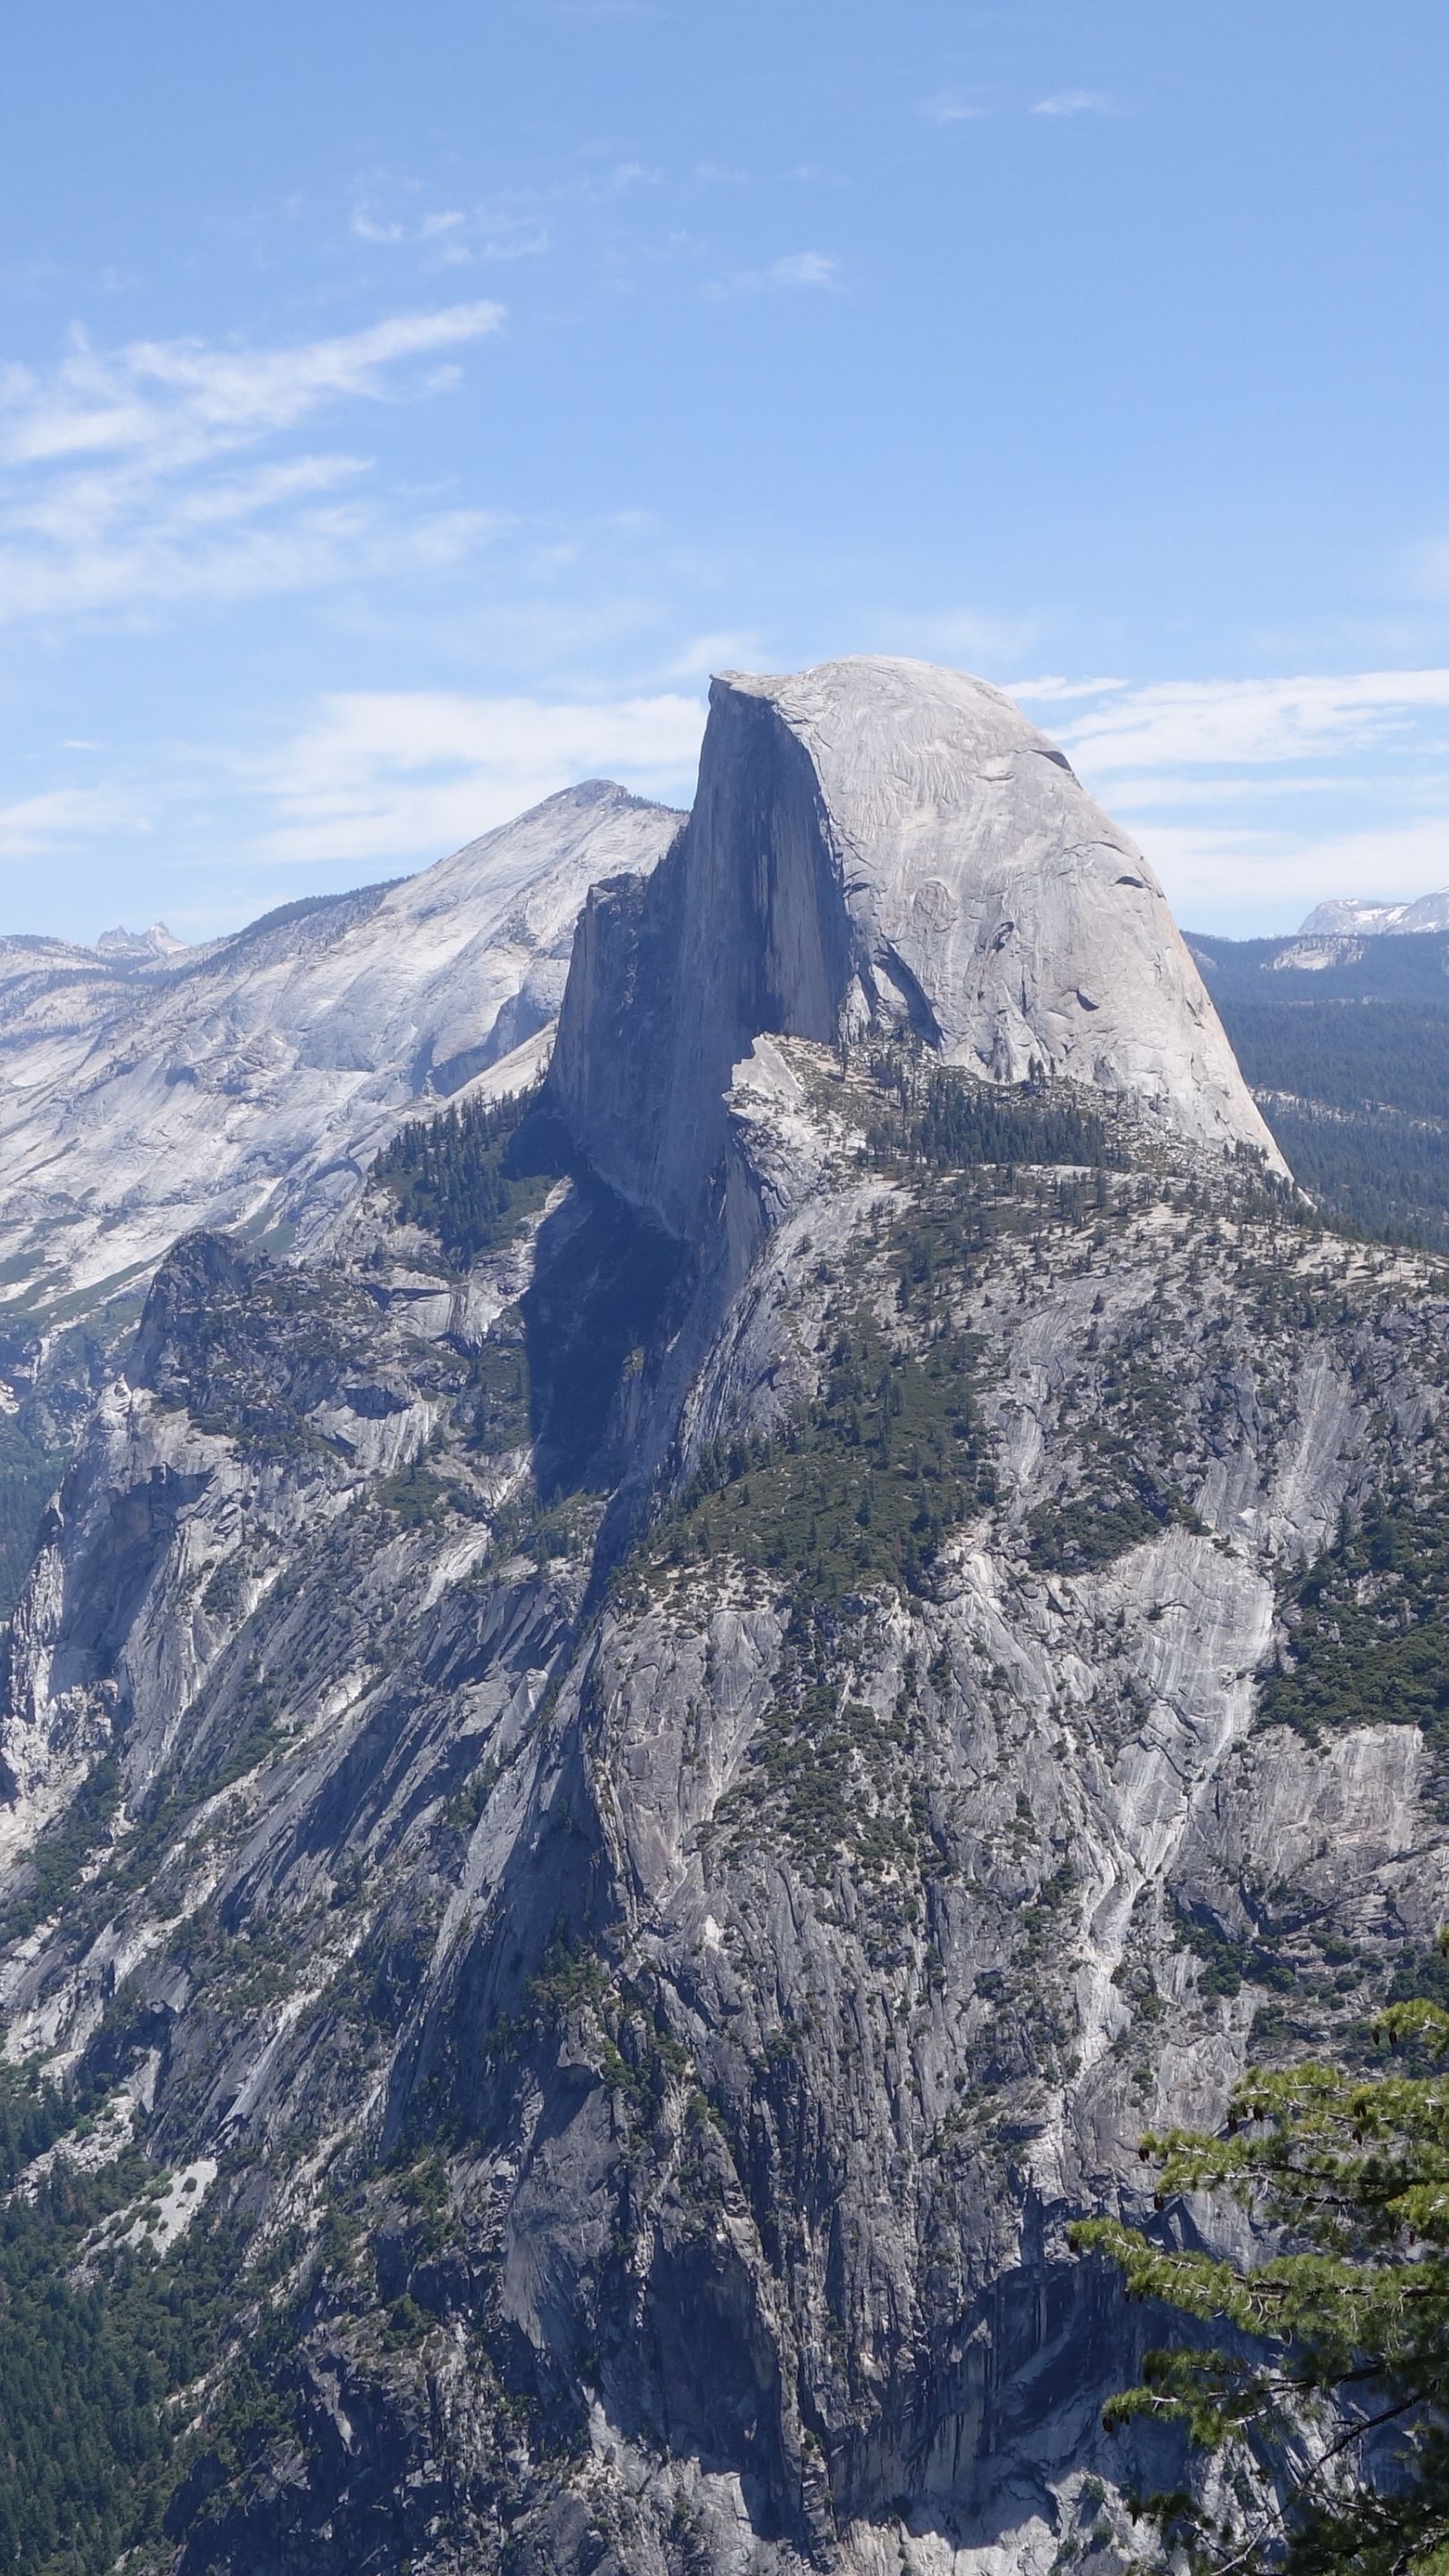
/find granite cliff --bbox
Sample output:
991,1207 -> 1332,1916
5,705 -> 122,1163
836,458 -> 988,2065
0,661 -> 1439,2576
551,659 -> 1284,1249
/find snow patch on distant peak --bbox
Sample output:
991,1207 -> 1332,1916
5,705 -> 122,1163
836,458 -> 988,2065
1299,890 -> 1449,936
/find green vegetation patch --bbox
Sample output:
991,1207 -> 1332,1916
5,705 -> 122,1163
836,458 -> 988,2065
373,1080 -> 551,1268
373,1459 -> 462,1530
1171,1896 -> 1297,2001
1197,962 -> 1449,1246
0,1752 -> 122,1947
1029,1343 -> 1204,1574
1027,1490 -> 1177,1573
0,2058 -> 92,2188
862,1055 -> 1124,1174
1216,990 -> 1449,1123
1258,1487 -> 1449,1751
658,1305 -> 990,1600
1257,1097 -> 1449,1254
716,1670 -> 930,1881
0,1412 -> 68,1621
0,2141 -> 261,2576
462,1310 -> 531,1453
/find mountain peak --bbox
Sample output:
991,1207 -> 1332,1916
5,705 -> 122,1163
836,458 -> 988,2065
551,655 -> 1285,1237
0,788 -> 683,1335
94,919 -> 186,962
1300,889 -> 1449,936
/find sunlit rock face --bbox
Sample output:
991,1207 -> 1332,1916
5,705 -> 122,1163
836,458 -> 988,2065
550,657 -> 1284,1240
0,779 -> 682,1335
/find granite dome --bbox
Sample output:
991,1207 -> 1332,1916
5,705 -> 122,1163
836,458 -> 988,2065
551,655 -> 1285,1240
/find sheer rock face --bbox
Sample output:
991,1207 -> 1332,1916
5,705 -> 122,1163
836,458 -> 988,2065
550,659 -> 1284,1239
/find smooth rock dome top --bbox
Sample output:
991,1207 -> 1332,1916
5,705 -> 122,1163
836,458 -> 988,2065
723,657 -> 1282,1152
550,655 -> 1285,1236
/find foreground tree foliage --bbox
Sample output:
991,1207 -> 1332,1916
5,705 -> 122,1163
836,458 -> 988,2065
1073,1987 -> 1449,2576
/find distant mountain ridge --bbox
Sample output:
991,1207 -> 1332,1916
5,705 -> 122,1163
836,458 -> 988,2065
95,921 -> 189,962
0,779 -> 683,1353
1299,888 -> 1449,936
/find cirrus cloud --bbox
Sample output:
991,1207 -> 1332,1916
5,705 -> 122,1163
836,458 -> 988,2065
0,304 -> 504,626
1042,669 -> 1449,773
703,250 -> 840,299
1007,668 -> 1449,931
1030,91 -> 1117,118
0,784 -> 145,860
251,688 -> 707,867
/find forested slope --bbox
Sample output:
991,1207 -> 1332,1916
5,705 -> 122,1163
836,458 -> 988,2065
1191,927 -> 1449,1247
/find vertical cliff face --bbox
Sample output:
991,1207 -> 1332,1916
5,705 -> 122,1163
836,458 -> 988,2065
549,659 -> 1284,1241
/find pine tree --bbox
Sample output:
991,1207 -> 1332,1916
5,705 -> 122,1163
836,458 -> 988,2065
1073,1979 -> 1449,2576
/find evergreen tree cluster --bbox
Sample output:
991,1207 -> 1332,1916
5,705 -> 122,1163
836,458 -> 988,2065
1197,936 -> 1449,1249
864,1054 -> 1122,1172
1258,1100 -> 1449,1253
0,2098 -> 250,2576
1219,996 -> 1449,1124
659,1309 -> 990,1602
653,1180 -> 996,1605
1258,1486 -> 1449,1754
373,1081 -> 547,1267
0,1414 -> 66,1622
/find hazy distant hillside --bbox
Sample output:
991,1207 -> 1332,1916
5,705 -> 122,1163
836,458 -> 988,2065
1190,926 -> 1449,1247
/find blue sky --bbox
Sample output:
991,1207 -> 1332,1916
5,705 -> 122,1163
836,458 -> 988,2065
2,0 -> 1447,941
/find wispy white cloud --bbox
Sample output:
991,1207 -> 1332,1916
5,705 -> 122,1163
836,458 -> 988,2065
919,92 -> 989,125
0,504 -> 498,627
704,250 -> 839,299
770,252 -> 838,289
1030,91 -> 1117,118
349,189 -> 549,266
0,305 -> 504,624
252,689 -> 706,866
1104,770 -> 1378,810
0,784 -> 143,860
343,158 -> 655,283
1053,670 -> 1449,773
884,607 -> 1041,666
1021,668 -> 1449,928
0,303 -> 501,469
1007,673 -> 1128,703
1128,815 -> 1449,933
662,630 -> 767,681
352,204 -> 467,247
